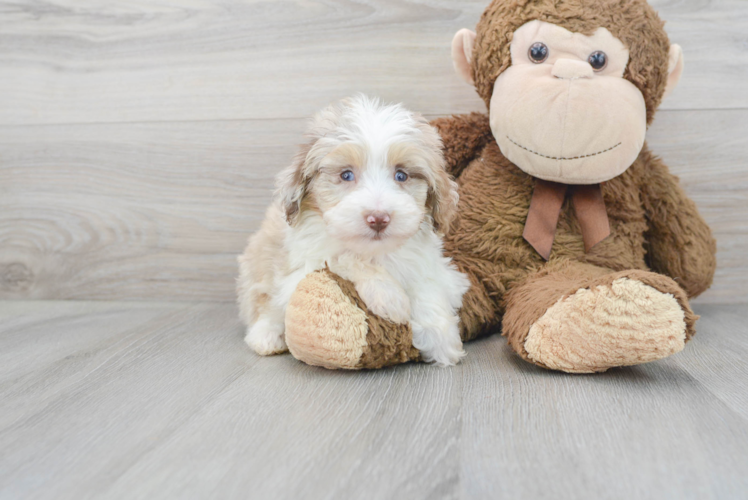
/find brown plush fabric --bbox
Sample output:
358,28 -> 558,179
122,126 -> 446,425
431,112 -> 494,177
639,148 -> 718,297
442,132 -> 715,346
451,254 -> 510,341
472,0 -> 671,124
325,271 -> 421,369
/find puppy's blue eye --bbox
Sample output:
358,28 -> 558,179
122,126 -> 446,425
395,170 -> 408,182
340,170 -> 355,181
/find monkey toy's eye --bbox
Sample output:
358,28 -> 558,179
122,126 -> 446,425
340,170 -> 355,181
528,42 -> 549,63
588,51 -> 607,71
394,170 -> 408,182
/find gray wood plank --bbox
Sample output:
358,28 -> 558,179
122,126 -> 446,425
459,321 -> 748,500
0,301 -> 187,430
0,301 -> 746,500
1,109 -> 745,303
0,0 -> 745,126
0,301 -> 462,500
103,353 -> 462,500
668,304 -> 748,419
0,302 -> 250,500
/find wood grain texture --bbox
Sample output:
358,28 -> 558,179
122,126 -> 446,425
669,304 -> 748,419
0,119 -> 298,301
0,0 -> 746,126
2,109 -> 746,302
0,301 -> 746,499
646,109 -> 748,304
0,301 -> 250,500
459,308 -> 748,500
0,301 -> 185,430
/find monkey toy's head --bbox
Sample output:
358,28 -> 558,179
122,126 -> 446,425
452,0 -> 683,184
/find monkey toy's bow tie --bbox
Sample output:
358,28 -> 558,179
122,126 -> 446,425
523,179 -> 611,260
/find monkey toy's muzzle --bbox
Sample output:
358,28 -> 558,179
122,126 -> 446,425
490,62 -> 648,185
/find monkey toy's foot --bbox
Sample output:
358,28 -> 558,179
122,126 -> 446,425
284,269 -> 420,370
504,264 -> 698,373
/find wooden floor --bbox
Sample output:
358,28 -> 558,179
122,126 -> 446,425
1,301 -> 746,500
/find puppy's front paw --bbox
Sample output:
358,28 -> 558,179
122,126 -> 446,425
245,320 -> 288,356
412,320 -> 465,367
356,280 -> 411,325
423,342 -> 466,367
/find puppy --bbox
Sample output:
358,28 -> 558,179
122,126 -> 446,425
237,95 -> 470,366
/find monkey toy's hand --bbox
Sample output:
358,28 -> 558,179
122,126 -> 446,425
284,269 -> 420,370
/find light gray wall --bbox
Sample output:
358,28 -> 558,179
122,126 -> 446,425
1,0 -> 746,303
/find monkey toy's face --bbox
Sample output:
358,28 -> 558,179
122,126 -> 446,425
452,20 -> 683,185
491,20 -> 645,184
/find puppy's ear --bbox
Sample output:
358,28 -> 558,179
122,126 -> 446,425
428,165 -> 459,234
277,141 -> 314,226
415,118 -> 459,234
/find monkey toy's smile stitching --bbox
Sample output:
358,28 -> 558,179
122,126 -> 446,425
505,136 -> 622,161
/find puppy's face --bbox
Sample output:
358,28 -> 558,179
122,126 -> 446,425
315,142 -> 432,253
278,96 -> 457,255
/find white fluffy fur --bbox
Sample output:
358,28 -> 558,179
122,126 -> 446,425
237,95 -> 470,366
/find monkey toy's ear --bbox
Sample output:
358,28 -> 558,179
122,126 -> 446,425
663,44 -> 684,100
451,28 -> 477,84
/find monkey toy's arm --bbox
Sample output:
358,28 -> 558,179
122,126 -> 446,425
639,148 -> 717,298
430,113 -> 494,178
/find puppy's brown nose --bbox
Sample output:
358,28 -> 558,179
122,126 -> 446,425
365,212 -> 390,233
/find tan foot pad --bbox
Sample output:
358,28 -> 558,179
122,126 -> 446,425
524,277 -> 687,373
285,269 -> 419,370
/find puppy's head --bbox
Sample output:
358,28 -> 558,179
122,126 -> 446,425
277,95 -> 458,254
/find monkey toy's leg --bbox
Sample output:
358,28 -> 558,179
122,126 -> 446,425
502,261 -> 698,373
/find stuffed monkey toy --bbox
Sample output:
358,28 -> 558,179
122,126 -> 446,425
284,0 -> 717,373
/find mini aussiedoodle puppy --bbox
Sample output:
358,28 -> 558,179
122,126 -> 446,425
237,95 -> 469,366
